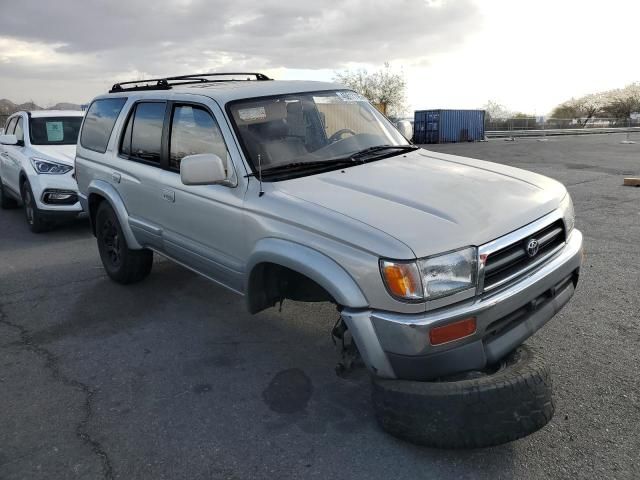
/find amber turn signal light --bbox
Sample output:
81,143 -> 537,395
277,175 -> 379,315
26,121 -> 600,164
380,260 -> 423,300
429,317 -> 477,346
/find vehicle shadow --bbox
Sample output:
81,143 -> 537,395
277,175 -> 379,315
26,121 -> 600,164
0,208 -> 91,253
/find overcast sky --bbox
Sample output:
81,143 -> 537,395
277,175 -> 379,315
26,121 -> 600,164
1,0 -> 638,114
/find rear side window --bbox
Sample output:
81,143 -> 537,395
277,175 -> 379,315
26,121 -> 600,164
80,98 -> 127,153
169,105 -> 228,171
120,102 -> 166,164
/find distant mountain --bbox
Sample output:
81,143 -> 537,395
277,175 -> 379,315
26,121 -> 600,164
0,99 -> 82,116
49,102 -> 83,111
0,99 -> 19,115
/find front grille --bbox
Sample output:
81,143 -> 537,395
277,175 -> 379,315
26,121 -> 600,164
483,220 -> 565,292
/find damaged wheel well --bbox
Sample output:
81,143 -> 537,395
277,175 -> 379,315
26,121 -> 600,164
247,262 -> 337,314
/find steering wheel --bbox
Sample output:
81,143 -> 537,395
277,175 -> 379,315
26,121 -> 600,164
327,128 -> 356,144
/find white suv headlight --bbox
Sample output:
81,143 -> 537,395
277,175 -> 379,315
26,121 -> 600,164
559,193 -> 575,234
30,157 -> 73,175
380,247 -> 478,302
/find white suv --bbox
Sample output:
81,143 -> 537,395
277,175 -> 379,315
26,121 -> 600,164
0,110 -> 85,232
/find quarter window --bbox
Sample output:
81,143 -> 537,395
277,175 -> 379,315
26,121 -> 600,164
14,117 -> 24,142
169,105 -> 228,171
121,102 -> 166,164
5,117 -> 17,135
80,98 -> 127,153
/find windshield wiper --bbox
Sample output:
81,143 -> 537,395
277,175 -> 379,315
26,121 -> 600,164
350,144 -> 419,161
249,145 -> 419,179
256,158 -> 358,177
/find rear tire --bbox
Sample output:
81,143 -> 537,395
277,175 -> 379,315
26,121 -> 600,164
0,178 -> 18,209
372,345 -> 554,449
95,201 -> 153,284
21,180 -> 50,233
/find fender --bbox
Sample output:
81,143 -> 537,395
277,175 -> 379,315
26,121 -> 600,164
246,238 -> 369,309
87,179 -> 143,250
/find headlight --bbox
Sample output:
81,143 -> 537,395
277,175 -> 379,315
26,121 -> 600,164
418,247 -> 478,300
559,193 -> 575,234
30,157 -> 73,175
380,247 -> 478,302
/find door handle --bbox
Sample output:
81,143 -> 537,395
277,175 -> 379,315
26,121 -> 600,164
161,189 -> 175,203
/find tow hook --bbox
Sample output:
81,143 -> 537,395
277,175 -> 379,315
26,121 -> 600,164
331,316 -> 362,377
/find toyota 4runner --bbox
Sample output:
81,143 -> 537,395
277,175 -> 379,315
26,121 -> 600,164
75,73 -> 583,448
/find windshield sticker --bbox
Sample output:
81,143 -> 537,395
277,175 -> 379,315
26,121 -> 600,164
46,121 -> 64,142
238,106 -> 266,122
313,96 -> 342,104
335,91 -> 366,102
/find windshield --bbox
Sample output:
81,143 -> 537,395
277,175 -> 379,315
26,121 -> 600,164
229,90 -> 410,174
29,116 -> 83,145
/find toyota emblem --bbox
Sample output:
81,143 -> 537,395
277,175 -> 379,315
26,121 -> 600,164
526,238 -> 540,257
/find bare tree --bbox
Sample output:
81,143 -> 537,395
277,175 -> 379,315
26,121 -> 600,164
334,63 -> 407,117
483,100 -> 512,120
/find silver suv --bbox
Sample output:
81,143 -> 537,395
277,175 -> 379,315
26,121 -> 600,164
76,73 -> 583,448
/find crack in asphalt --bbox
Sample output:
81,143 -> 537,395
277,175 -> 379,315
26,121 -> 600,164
579,196 -> 640,213
0,303 -> 114,480
566,174 -> 611,187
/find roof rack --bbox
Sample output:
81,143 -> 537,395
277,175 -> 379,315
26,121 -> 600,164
109,72 -> 272,93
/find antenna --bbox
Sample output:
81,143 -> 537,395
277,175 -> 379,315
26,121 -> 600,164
257,153 -> 265,197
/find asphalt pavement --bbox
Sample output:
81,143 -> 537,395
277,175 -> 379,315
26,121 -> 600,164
1,133 -> 639,479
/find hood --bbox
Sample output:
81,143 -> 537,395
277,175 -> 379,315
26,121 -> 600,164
31,145 -> 76,166
275,149 -> 567,258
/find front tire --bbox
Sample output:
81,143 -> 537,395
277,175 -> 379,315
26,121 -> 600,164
21,180 -> 50,233
95,201 -> 153,284
372,345 -> 554,449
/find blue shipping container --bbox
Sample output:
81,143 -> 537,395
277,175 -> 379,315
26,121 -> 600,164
413,109 -> 485,144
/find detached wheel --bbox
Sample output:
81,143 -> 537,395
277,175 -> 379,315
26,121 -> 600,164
0,178 -> 18,209
21,180 -> 50,233
95,201 -> 153,284
372,345 -> 554,449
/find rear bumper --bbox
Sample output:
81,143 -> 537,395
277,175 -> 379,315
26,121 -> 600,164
342,229 -> 583,380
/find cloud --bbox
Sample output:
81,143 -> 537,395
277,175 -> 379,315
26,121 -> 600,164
0,0 -> 479,74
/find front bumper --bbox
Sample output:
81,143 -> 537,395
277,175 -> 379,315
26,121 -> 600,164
29,172 -> 83,214
342,229 -> 583,380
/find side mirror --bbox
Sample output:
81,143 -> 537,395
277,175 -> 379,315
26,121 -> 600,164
395,120 -> 413,141
0,134 -> 18,146
180,153 -> 227,186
